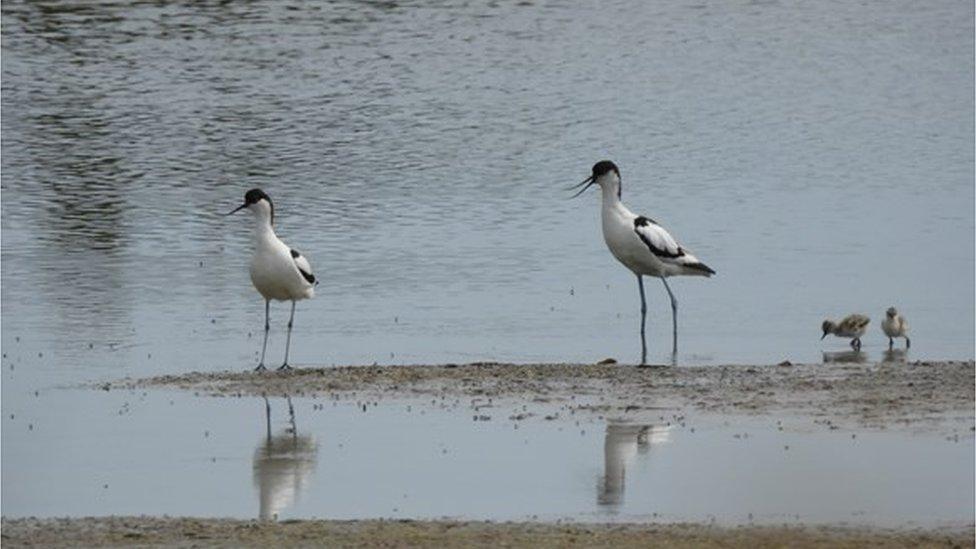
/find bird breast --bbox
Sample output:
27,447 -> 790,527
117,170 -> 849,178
602,208 -> 666,277
249,245 -> 309,301
882,316 -> 906,337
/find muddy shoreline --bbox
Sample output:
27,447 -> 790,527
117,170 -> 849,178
2,517 -> 973,548
101,360 -> 976,432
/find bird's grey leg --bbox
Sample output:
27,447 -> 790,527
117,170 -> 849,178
661,277 -> 678,356
888,337 -> 893,350
278,301 -> 296,371
637,274 -> 648,366
256,300 -> 270,371
905,337 -> 911,349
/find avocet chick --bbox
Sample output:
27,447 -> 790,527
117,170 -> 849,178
821,314 -> 870,351
881,307 -> 910,349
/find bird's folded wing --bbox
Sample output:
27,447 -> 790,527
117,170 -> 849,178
290,249 -> 316,285
633,216 -> 685,260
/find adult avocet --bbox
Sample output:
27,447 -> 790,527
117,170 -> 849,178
227,189 -> 317,371
571,161 -> 715,365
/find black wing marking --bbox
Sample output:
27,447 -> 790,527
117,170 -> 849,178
633,216 -> 716,275
634,216 -> 685,259
290,248 -> 316,285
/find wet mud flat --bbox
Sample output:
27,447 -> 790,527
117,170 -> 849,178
107,360 -> 976,432
2,517 -> 973,548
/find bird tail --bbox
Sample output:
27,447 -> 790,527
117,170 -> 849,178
683,261 -> 716,277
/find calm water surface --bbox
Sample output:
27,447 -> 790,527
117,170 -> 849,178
3,392 -> 973,525
2,0 -> 973,523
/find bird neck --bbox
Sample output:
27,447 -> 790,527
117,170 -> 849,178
252,216 -> 277,246
600,182 -> 629,218
600,180 -> 622,205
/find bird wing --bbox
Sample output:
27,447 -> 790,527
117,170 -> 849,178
290,249 -> 317,285
633,216 -> 716,274
633,216 -> 682,258
843,314 -> 870,330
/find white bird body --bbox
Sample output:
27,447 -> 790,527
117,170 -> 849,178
600,184 -> 712,279
881,307 -> 910,349
601,195 -> 653,274
249,222 -> 315,302
228,189 -> 316,371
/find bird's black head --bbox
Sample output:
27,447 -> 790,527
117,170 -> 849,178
226,188 -> 274,224
591,160 -> 620,180
570,160 -> 622,199
244,188 -> 272,207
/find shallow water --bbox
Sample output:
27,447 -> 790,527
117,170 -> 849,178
1,0 -> 973,525
2,0 -> 973,376
3,392 -> 972,526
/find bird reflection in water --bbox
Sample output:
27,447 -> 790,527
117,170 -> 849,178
253,396 -> 318,521
821,350 -> 868,364
882,348 -> 908,364
598,423 -> 671,506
